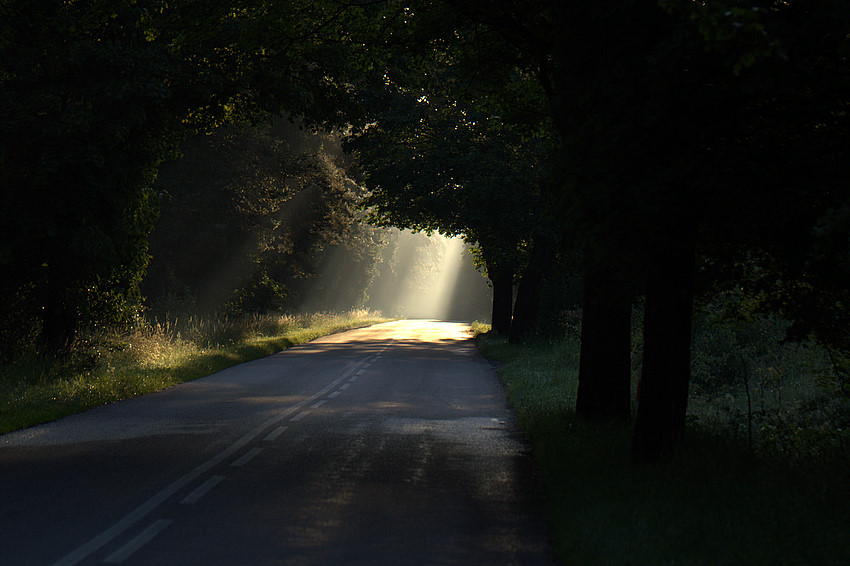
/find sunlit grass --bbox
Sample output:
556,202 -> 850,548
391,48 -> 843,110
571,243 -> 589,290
469,320 -> 491,336
0,310 -> 389,434
476,331 -> 850,565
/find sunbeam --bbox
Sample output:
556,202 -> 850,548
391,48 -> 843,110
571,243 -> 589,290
421,234 -> 466,320
366,229 -> 490,321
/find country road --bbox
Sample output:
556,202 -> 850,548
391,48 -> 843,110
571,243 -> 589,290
0,320 -> 559,565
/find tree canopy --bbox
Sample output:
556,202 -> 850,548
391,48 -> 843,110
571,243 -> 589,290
342,0 -> 557,334
0,0 -> 361,355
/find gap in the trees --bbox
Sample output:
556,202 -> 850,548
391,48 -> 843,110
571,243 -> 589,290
364,229 -> 492,322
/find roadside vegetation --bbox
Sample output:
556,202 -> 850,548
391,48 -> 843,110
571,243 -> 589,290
0,310 -> 388,435
474,314 -> 850,565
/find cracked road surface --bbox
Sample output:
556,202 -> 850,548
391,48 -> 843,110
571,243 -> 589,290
0,320 -> 559,565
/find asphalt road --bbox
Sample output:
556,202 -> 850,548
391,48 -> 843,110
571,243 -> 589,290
0,320 -> 559,565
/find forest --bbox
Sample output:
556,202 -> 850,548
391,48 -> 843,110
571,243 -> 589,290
1,0 -> 849,472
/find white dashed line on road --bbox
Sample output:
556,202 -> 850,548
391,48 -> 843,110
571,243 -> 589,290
102,519 -> 173,564
231,448 -> 263,467
290,410 -> 311,422
263,426 -> 288,442
50,350 -> 377,566
180,476 -> 225,505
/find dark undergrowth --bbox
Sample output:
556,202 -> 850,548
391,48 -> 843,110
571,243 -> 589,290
475,329 -> 849,565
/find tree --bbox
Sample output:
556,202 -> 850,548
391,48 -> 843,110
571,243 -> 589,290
677,0 -> 850,399
145,120 -> 383,317
346,87 -> 549,334
341,1 -> 557,335
435,0 -> 641,419
432,0 -> 850,457
631,0 -> 850,460
0,0 -> 364,355
0,0 -> 181,355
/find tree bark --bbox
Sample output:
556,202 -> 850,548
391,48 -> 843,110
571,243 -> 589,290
489,264 -> 514,336
575,263 -> 632,420
509,238 -> 553,344
632,236 -> 696,462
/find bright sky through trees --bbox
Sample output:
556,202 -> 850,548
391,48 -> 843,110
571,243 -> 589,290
365,230 -> 488,321
394,233 -> 467,320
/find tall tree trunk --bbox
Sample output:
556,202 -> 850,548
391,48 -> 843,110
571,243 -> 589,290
509,238 -> 553,344
576,263 -> 632,420
489,264 -> 513,335
633,236 -> 696,462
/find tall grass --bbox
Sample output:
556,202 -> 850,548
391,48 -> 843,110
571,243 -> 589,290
0,310 -> 388,434
475,322 -> 850,565
687,312 -> 850,471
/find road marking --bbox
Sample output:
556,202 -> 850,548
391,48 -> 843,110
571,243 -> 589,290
290,410 -> 310,422
349,375 -> 359,382
180,475 -> 225,505
102,519 -> 173,564
51,353 -> 373,566
328,391 -> 341,398
231,448 -> 263,467
311,400 -> 327,409
263,426 -> 288,441
356,369 -> 366,375
339,383 -> 350,390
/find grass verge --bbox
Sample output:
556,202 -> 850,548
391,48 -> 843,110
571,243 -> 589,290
0,310 -> 389,435
475,328 -> 850,565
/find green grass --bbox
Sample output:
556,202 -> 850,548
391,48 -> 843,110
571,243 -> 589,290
475,330 -> 850,565
0,310 -> 389,434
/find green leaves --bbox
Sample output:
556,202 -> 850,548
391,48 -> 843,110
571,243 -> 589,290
661,1 -> 781,75
144,121 -> 377,317
342,2 -> 557,288
0,1 -> 184,352
0,0 -> 384,353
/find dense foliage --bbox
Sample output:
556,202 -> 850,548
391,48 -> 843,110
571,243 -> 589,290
0,0 -> 359,357
0,0 -> 180,356
144,120 -> 384,318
